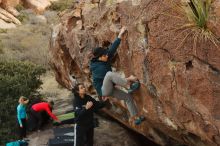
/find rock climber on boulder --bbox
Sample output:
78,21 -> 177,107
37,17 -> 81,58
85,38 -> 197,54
90,26 -> 145,125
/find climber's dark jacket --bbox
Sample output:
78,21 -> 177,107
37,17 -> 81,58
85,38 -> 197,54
73,94 -> 105,126
89,38 -> 121,96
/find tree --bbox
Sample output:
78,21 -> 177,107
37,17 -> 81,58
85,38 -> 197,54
0,61 -> 46,145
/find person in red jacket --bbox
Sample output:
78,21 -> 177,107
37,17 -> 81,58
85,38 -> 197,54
30,101 -> 61,130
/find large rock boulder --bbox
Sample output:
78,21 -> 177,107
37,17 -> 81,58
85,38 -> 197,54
0,18 -> 16,28
0,0 -> 54,28
23,0 -> 51,14
49,0 -> 220,146
1,0 -> 20,15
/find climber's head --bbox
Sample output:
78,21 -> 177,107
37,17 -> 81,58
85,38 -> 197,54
72,83 -> 86,98
18,96 -> 29,104
48,100 -> 54,109
93,47 -> 108,62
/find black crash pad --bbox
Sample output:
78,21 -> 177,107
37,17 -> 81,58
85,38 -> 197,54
48,136 -> 74,146
53,127 -> 74,137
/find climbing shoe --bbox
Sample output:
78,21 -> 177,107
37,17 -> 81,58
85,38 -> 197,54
134,116 -> 145,125
128,80 -> 140,94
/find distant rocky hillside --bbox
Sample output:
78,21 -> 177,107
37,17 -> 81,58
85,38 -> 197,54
0,0 -> 57,28
50,0 -> 220,146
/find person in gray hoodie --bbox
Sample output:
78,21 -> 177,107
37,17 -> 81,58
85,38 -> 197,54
90,26 -> 145,125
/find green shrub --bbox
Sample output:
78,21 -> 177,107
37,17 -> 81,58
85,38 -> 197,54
49,0 -> 74,11
0,40 -> 3,54
0,48 -> 3,54
17,12 -> 29,22
15,4 -> 25,12
168,0 -> 219,50
0,61 -> 46,145
184,0 -> 211,29
0,29 -> 7,33
182,0 -> 219,48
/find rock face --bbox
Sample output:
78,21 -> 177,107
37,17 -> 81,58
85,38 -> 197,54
49,0 -> 220,146
0,0 -> 53,28
22,0 -> 51,14
1,0 -> 20,13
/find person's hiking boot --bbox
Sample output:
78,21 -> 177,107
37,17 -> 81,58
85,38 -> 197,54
128,80 -> 140,94
134,116 -> 145,125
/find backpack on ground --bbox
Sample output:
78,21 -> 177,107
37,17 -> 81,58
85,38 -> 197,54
6,140 -> 28,146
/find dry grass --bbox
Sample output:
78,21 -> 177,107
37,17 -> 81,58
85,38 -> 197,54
39,72 -> 70,98
0,25 -> 50,68
0,14 -> 53,68
0,0 -> 75,68
49,0 -> 75,11
0,40 -> 3,54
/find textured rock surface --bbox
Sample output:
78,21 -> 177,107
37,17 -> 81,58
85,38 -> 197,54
1,0 -> 20,12
0,0 -> 53,27
49,0 -> 220,146
23,0 -> 51,14
0,18 -> 16,28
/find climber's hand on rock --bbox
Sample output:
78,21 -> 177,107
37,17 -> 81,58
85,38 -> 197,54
118,26 -> 127,38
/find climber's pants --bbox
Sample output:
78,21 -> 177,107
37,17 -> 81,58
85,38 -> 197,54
102,71 -> 138,117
